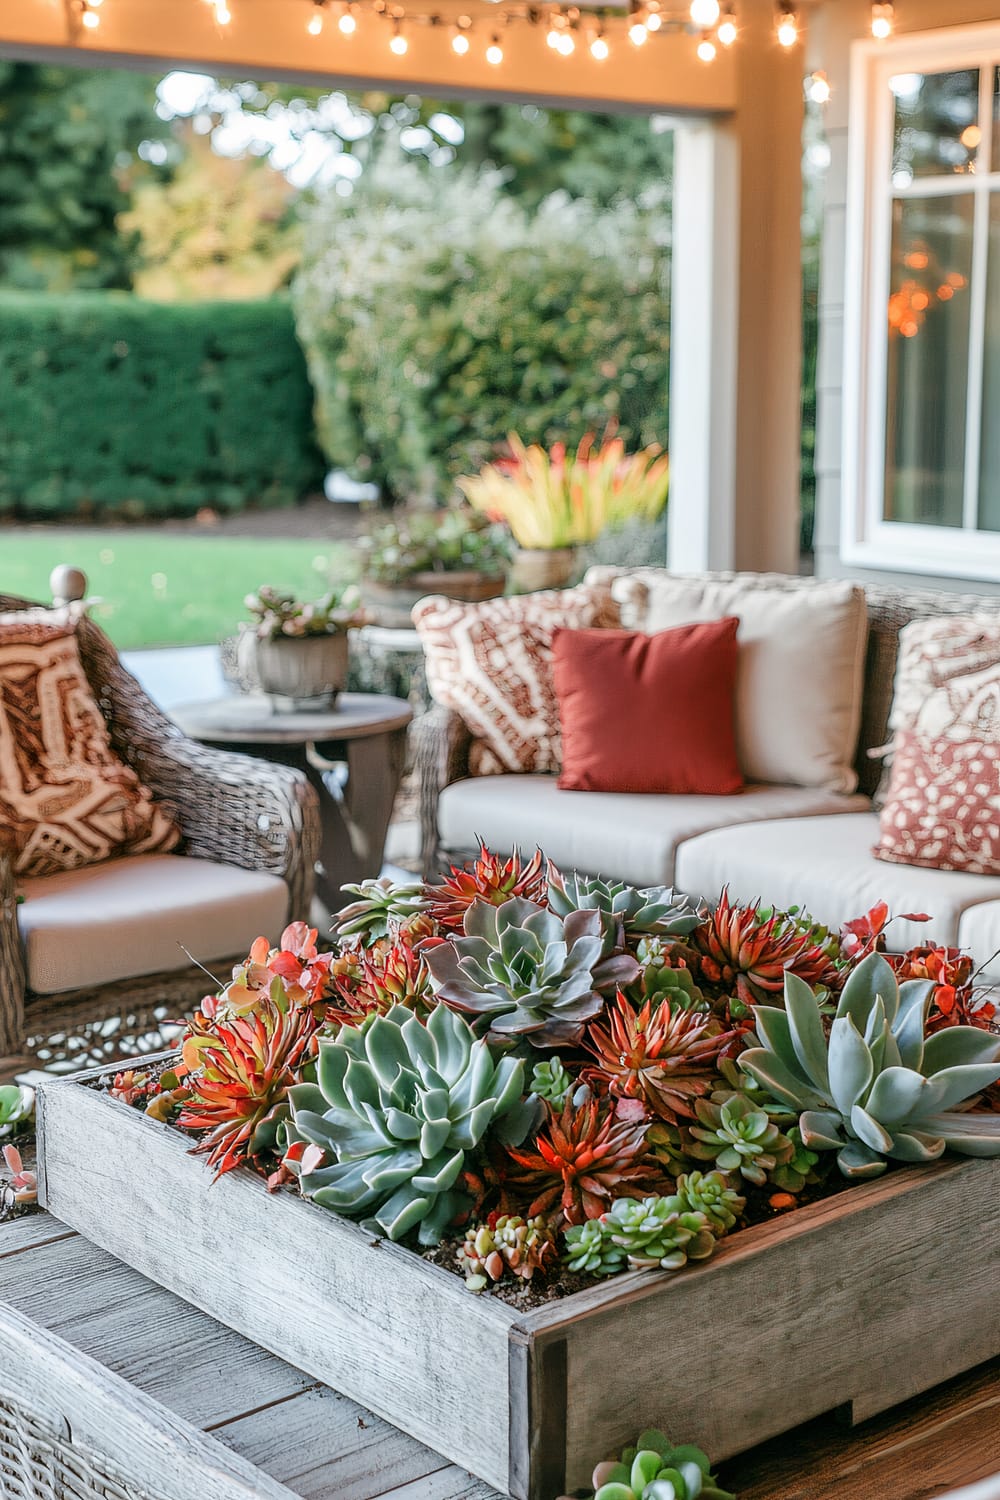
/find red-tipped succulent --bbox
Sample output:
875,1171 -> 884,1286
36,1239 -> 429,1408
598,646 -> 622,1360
427,842 -> 548,933
327,935 -> 435,1026
692,889 -> 842,1010
582,993 -> 730,1124
504,1089 -> 661,1228
889,943 -> 993,1032
203,923 -> 333,1024
177,999 -> 318,1178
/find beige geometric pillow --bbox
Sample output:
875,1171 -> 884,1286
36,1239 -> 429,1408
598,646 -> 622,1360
611,573 -> 868,793
889,614 -> 1000,742
412,584 -> 619,775
0,608 -> 181,877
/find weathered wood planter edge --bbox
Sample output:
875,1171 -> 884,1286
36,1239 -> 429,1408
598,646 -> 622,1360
37,1058 -> 1000,1500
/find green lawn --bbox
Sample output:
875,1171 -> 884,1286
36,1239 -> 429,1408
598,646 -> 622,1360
0,532 -> 356,649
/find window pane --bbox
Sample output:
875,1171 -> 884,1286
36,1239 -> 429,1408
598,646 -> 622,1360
891,69 -> 981,183
978,194 -> 1000,531
885,194 -> 974,527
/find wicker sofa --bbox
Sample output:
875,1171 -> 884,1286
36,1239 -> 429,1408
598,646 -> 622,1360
0,597 -> 321,1070
416,572 -> 1000,978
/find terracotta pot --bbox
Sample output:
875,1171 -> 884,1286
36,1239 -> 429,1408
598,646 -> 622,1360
246,632 -> 350,710
363,571 -> 506,627
510,547 -> 580,593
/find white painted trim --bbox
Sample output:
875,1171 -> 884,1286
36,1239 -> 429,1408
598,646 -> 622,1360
667,121 -> 738,571
841,19 -> 1000,581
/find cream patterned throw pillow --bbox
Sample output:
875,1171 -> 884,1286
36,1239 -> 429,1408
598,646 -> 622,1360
412,585 -> 619,775
0,608 -> 181,877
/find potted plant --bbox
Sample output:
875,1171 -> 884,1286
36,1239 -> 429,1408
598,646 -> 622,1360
238,583 -> 367,709
358,508 -> 512,627
37,853 -> 1000,1497
458,431 -> 670,592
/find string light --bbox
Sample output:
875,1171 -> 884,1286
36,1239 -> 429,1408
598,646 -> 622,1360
870,1 -> 893,40
690,0 -> 719,25
775,1 -> 798,47
486,32 -> 503,62
338,2 -> 357,31
805,69 -> 831,104
389,17 -> 408,51
696,31 -> 716,61
546,14 -> 562,47
451,19 -> 470,52
307,1 -> 325,34
628,17 -> 648,45
80,1 -> 101,27
558,26 -> 575,53
645,3 -> 662,32
589,28 -> 609,58
213,0 -> 232,24
717,2 -> 737,45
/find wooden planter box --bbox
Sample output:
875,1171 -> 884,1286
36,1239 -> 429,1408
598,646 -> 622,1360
38,1059 -> 1000,1500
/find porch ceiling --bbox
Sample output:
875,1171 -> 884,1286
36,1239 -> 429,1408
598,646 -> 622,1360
0,0 -> 736,112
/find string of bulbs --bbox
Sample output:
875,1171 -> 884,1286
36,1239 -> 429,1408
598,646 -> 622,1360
71,0 -> 896,69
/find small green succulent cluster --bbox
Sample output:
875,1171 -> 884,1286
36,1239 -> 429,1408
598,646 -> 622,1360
424,896 -> 638,1047
586,1429 -> 734,1500
634,938 -> 709,1014
0,1085 -> 33,1140
673,1170 -> 745,1236
739,953 -> 1000,1179
334,877 -> 430,942
457,1213 -> 557,1291
285,1004 -> 533,1244
685,1095 -> 795,1187
528,1056 -> 575,1108
564,1194 -> 718,1276
549,870 -> 702,948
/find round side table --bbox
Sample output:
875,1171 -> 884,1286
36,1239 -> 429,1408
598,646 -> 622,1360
171,693 -> 412,913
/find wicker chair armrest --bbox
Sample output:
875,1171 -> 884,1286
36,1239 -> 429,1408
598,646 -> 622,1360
0,849 -> 26,1056
140,735 -> 322,919
414,705 -> 473,878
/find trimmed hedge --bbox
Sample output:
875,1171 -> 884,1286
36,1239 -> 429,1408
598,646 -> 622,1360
0,293 -> 325,518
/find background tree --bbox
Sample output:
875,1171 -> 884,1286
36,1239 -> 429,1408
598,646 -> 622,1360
120,126 -> 301,301
0,62 -> 167,290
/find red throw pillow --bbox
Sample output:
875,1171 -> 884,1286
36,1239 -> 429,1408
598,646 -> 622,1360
874,730 -> 1000,875
552,620 -> 744,794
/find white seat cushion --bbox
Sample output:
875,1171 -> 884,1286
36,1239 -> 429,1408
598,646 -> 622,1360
437,777 -> 869,888
957,901 -> 1000,981
18,854 -> 289,995
675,813 -> 1000,952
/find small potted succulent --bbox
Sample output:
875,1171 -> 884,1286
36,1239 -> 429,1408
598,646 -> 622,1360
239,583 -> 367,709
457,430 -> 670,592
358,507 -> 512,627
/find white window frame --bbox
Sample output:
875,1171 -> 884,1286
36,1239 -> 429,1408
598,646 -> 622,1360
841,21 -> 1000,581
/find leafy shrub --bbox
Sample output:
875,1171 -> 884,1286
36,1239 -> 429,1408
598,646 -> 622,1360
0,292 -> 325,518
293,153 -> 670,502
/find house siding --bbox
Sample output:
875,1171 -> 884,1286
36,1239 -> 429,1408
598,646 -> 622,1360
811,0 -> 1000,595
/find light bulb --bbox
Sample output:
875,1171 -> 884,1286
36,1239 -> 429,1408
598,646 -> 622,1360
451,27 -> 470,52
338,4 -> 357,32
307,7 -> 324,35
717,16 -> 737,44
81,5 -> 100,27
629,20 -> 648,45
645,9 -> 662,31
775,4 -> 798,48
389,24 -> 408,53
590,32 -> 609,58
214,0 -> 231,23
546,23 -> 561,47
805,70 -> 831,104
697,34 -> 717,61
871,3 -> 894,40
486,34 -> 503,63
690,0 -> 720,25
558,30 -> 575,53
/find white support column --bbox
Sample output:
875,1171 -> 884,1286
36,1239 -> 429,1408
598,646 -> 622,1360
667,122 -> 740,572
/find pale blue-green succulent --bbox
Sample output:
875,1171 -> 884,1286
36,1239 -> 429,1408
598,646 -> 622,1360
286,1004 -> 532,1244
528,1055 -> 576,1108
334,877 -> 429,942
548,870 -> 702,946
423,896 -> 638,1046
739,952 -> 1000,1179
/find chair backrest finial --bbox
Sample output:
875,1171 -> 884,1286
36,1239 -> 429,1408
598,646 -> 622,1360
50,566 -> 88,606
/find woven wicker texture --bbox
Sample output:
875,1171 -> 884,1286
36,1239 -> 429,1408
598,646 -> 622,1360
0,1397 -> 160,1500
0,594 -> 322,1063
415,576 -> 1000,871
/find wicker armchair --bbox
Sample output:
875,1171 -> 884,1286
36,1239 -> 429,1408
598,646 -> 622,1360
0,595 -> 321,1069
415,574 -> 1000,878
